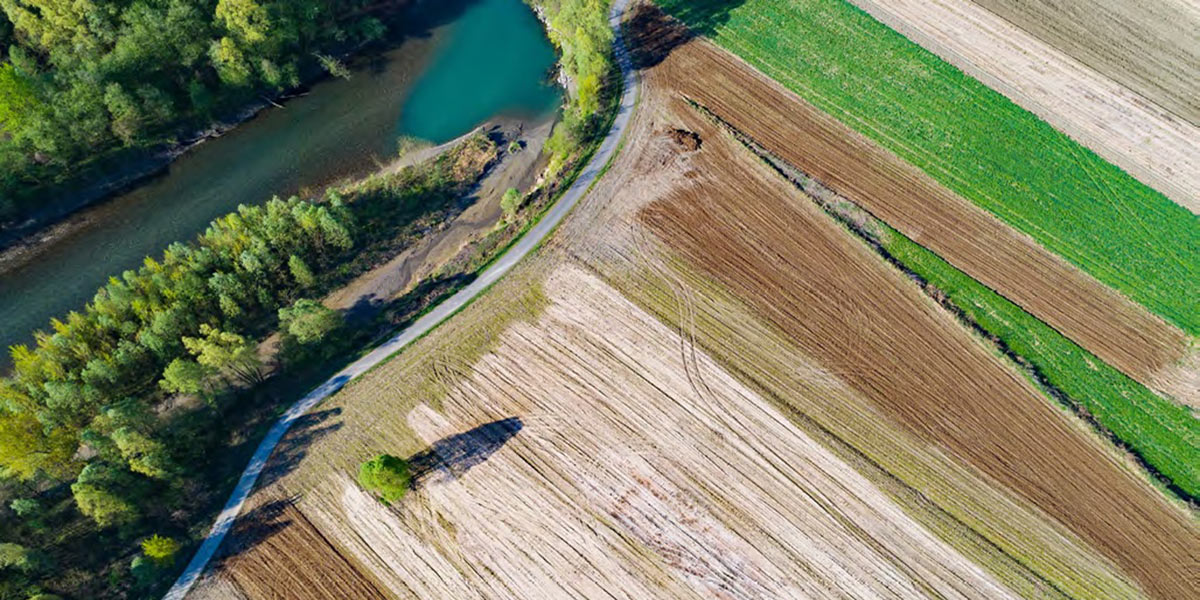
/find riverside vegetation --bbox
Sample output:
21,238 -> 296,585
0,0 -> 413,225
0,1 -> 617,597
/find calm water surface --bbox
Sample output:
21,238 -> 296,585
0,0 -> 559,365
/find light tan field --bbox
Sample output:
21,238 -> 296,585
967,0 -> 1200,127
190,10 -> 1198,600
847,0 -> 1200,212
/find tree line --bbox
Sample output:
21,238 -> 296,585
0,139 -> 486,597
0,0 -> 405,222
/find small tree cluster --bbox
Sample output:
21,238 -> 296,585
358,454 -> 411,504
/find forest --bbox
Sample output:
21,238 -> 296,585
0,0 -> 402,223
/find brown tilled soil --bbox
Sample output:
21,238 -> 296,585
846,0 -> 1200,211
629,8 -> 1190,399
630,28 -> 1198,600
208,496 -> 387,600
967,0 -> 1200,126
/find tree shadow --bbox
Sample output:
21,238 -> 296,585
628,1 -> 746,69
216,496 -> 299,564
254,408 -> 344,491
407,417 -> 524,488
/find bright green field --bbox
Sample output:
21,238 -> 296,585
657,0 -> 1200,334
881,228 -> 1199,500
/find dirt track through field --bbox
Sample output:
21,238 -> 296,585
632,15 -> 1191,401
967,0 -> 1200,127
631,36 -> 1198,599
847,0 -> 1200,211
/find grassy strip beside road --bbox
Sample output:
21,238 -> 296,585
656,0 -> 1200,334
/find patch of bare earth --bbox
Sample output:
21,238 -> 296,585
846,0 -> 1200,211
307,266 -> 1022,599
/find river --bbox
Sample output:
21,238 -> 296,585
0,0 -> 559,367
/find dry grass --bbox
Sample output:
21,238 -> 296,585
967,0 -> 1200,126
846,0 -> 1200,211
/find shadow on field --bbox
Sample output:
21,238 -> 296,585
629,1 -> 745,69
255,408 -> 344,490
217,496 -> 299,562
408,417 -> 524,488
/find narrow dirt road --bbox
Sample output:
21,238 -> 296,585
161,0 -> 640,596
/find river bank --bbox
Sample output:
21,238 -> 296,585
0,0 -> 561,367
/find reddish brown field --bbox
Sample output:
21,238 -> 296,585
630,23 -> 1197,600
210,496 -> 386,600
629,8 -> 1189,398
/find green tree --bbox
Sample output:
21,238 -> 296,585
288,254 -> 316,288
501,187 -> 522,220
0,542 -> 43,573
102,82 -> 143,144
279,299 -> 340,345
357,454 -> 411,504
0,407 -> 78,481
0,62 -> 36,136
112,428 -> 176,479
9,498 -> 39,518
140,534 -> 181,566
71,462 -> 139,528
182,324 -> 264,386
159,357 -> 215,396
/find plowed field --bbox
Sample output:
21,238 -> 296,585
636,11 -> 1189,398
189,7 -> 1198,600
969,0 -> 1200,126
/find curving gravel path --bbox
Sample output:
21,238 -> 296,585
162,0 -> 639,596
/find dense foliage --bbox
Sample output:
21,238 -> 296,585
357,454 -> 411,504
0,0 -> 401,222
531,0 -> 613,174
657,0 -> 1200,334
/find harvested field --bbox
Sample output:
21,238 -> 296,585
573,24 -> 1195,597
657,0 -> 1200,335
968,0 -> 1200,126
209,266 -> 1029,599
632,8 -> 1190,400
847,0 -> 1200,211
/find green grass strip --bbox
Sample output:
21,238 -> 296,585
881,228 -> 1199,500
656,0 -> 1200,334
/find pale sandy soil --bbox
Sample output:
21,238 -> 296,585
848,0 -> 1200,212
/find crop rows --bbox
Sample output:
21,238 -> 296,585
655,0 -> 1200,333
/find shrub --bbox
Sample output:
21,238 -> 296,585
141,534 -> 181,566
357,454 -> 411,504
501,188 -> 523,220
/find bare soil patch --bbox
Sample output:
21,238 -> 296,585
639,15 -> 1190,401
